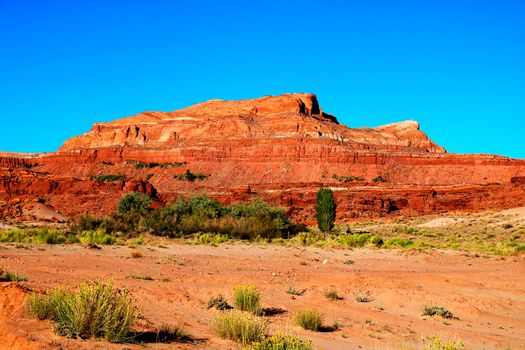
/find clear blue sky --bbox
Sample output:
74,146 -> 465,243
1,0 -> 524,158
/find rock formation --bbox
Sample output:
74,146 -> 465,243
1,93 -> 525,223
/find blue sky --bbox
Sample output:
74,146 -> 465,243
1,0 -> 524,158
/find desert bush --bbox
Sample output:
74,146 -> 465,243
80,229 -> 116,245
385,238 -> 414,248
324,289 -> 340,300
213,310 -> 267,344
129,274 -> 154,280
207,294 -> 231,310
355,291 -> 373,303
174,169 -> 209,182
195,232 -> 229,244
422,305 -> 454,319
154,324 -> 190,342
233,284 -> 262,315
26,280 -> 138,342
372,176 -> 388,183
315,188 -> 336,233
71,214 -> 103,232
422,337 -> 464,350
118,192 -> 151,214
245,333 -> 312,350
0,268 -> 28,282
0,228 -> 66,244
338,233 -> 369,247
294,308 -> 323,331
26,287 -> 68,320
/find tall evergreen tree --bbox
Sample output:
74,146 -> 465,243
315,188 -> 336,233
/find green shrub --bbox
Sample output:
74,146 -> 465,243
195,233 -> 229,245
245,333 -> 312,350
117,192 -> 151,214
516,245 -> 525,253
422,305 -> 454,319
324,289 -> 340,300
26,280 -> 138,342
213,310 -> 267,344
93,174 -> 126,182
0,268 -> 28,282
0,228 -> 66,244
338,233 -> 370,247
386,238 -> 414,248
294,308 -> 323,331
80,229 -> 116,245
174,169 -> 209,182
207,294 -> 231,310
315,188 -> 336,233
233,284 -> 262,315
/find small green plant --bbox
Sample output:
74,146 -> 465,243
0,268 -> 28,282
294,308 -> 323,331
80,229 -> 116,245
117,192 -> 151,214
213,310 -> 267,344
26,280 -> 138,342
233,284 -> 262,315
422,305 -> 454,319
245,333 -> 312,350
207,294 -> 231,310
324,289 -> 341,300
355,291 -> 373,303
315,187 -> 336,233
342,259 -> 354,265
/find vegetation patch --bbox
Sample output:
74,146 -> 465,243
174,169 -> 209,182
26,280 -> 138,342
422,305 -> 455,319
233,284 -> 262,315
207,294 -> 231,310
294,308 -> 323,331
332,174 -> 365,182
92,174 -> 126,182
324,289 -> 341,301
0,268 -> 28,282
245,333 -> 312,350
213,310 -> 267,344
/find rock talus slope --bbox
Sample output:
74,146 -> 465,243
1,93 -> 525,223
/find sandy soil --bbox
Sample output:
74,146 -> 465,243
1,243 -> 524,350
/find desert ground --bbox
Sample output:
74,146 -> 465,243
1,208 -> 525,350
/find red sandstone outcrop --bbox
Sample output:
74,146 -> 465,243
1,93 -> 525,223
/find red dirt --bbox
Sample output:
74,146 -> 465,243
0,243 -> 524,349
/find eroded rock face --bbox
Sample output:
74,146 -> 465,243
1,93 -> 525,223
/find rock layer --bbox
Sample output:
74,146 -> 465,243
1,93 -> 525,223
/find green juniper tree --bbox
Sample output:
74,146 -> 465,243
117,192 -> 151,214
315,187 -> 336,233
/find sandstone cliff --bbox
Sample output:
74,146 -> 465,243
1,93 -> 524,223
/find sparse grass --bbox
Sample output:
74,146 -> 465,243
0,228 -> 67,244
207,294 -> 231,310
294,308 -> 323,331
174,169 -> 209,182
213,310 -> 267,344
324,289 -> 341,300
195,233 -> 229,245
422,305 -> 455,319
244,333 -> 312,350
342,259 -> 354,265
285,286 -> 305,296
355,291 -> 373,303
129,274 -> 154,281
233,284 -> 262,315
26,280 -> 138,342
0,268 -> 28,282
